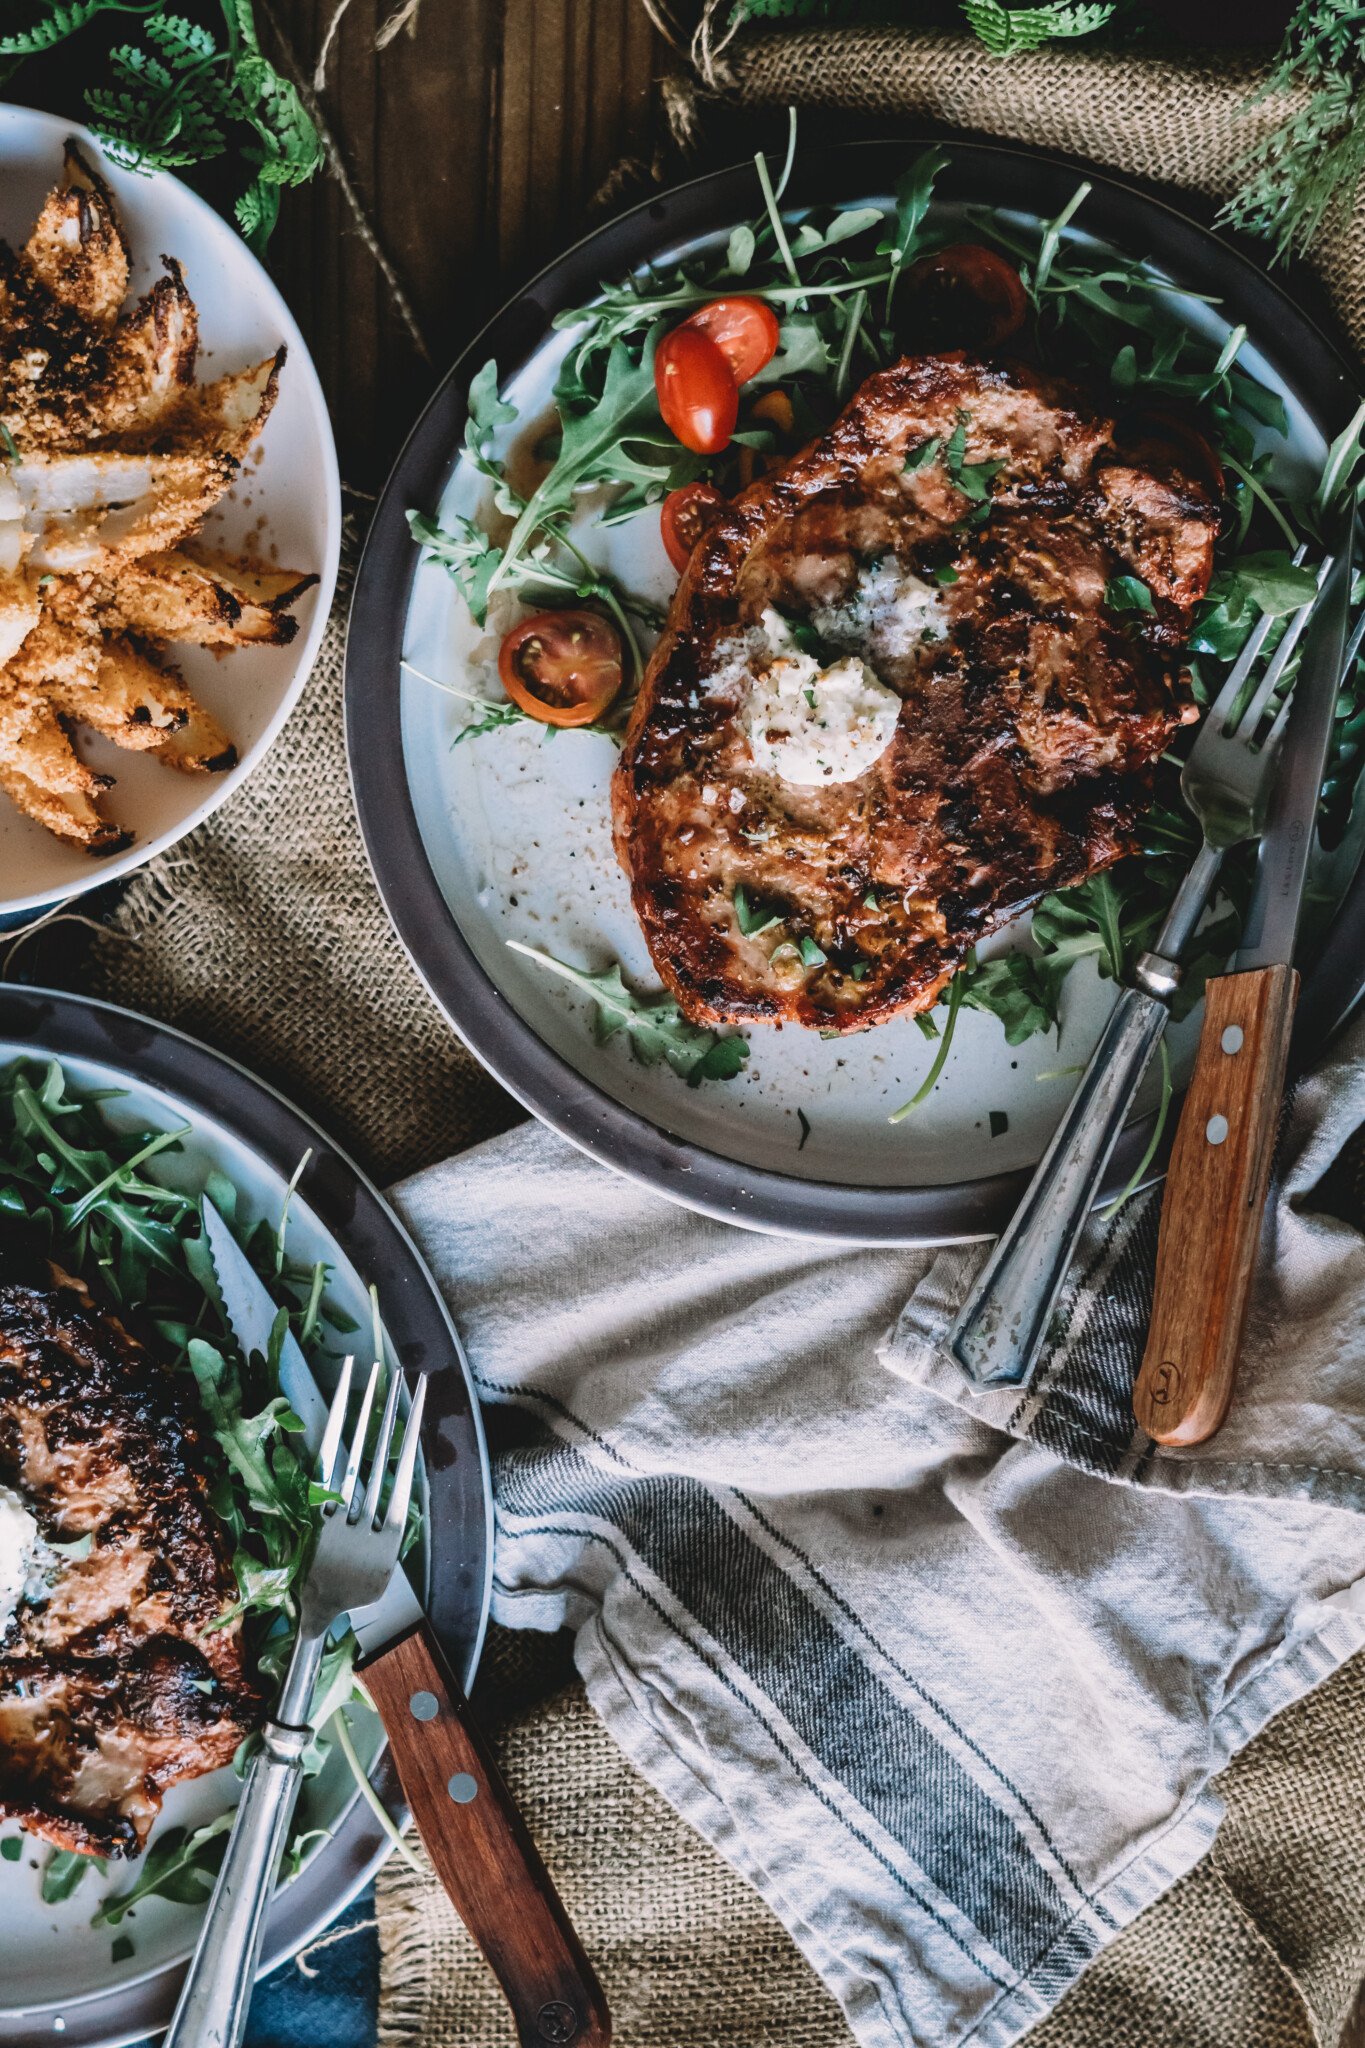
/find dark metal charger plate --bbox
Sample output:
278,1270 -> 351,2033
0,985 -> 491,2048
346,139 -> 1365,1245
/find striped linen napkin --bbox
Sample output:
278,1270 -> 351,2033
390,1011 -> 1365,2048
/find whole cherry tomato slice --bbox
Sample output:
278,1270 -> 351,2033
497,609 -> 623,728
904,243 -> 1028,350
655,327 -> 739,456
660,482 -> 725,573
680,296 -> 781,384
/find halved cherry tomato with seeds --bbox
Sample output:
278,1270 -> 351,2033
498,609 -> 623,728
904,243 -> 1028,351
680,296 -> 781,384
660,482 -> 725,573
655,327 -> 739,456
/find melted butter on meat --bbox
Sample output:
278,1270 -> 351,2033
716,563 -> 950,789
0,1485 -> 35,1639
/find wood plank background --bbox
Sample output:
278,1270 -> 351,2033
10,0 -> 670,487
267,0 -> 670,488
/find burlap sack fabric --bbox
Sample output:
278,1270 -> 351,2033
70,19 -> 1365,2048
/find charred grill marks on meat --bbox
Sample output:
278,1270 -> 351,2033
612,353 -> 1218,1034
0,1243 -> 260,1857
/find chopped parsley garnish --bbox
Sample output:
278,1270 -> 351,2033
798,935 -> 827,967
988,1110 -> 1009,1138
932,563 -> 960,587
944,410 -> 1004,503
903,436 -> 941,473
734,885 -> 783,938
0,423 -> 18,465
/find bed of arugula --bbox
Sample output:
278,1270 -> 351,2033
409,120 -> 1365,1142
0,1059 -> 411,1948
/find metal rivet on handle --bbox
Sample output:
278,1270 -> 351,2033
1206,1114 -> 1229,1146
537,2003 -> 580,2044
1221,1025 -> 1244,1055
447,1771 -> 478,1804
409,1690 -> 438,1722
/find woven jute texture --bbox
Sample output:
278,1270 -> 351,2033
77,22 -> 1365,2048
82,547 -> 517,1185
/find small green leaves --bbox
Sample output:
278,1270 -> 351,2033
944,411 -> 1004,503
41,1848 -> 100,1904
734,885 -> 783,938
507,944 -> 748,1086
988,1110 -> 1009,1138
111,1935 -> 135,1964
0,423 -> 18,465
959,0 -> 1115,55
903,437 -> 941,474
932,563 -> 960,586
797,934 -> 827,967
0,1837 -> 20,1863
796,1108 -> 811,1151
1105,574 -> 1155,614
95,1814 -> 234,1926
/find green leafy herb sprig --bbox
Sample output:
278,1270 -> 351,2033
0,0 -> 321,253
0,1057 -> 387,1919
507,943 -> 749,1087
1220,4 -> 1365,264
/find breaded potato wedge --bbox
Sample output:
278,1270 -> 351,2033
21,143 -> 129,332
39,634 -> 201,754
151,700 -> 237,774
49,551 -> 318,647
0,568 -> 40,668
16,351 -> 284,570
0,676 -> 126,851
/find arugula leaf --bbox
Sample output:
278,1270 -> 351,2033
958,953 -> 1056,1044
42,1849 -> 101,1904
1105,574 -> 1154,614
1190,552 -> 1320,658
877,147 -> 950,317
507,944 -> 748,1086
94,1814 -> 234,1926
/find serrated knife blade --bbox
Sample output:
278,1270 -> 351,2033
199,1197 -> 423,1645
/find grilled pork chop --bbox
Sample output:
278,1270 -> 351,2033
612,353 -> 1219,1033
0,1244 -> 260,1856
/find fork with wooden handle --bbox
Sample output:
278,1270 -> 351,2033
948,547 -> 1332,1392
1133,537 -> 1358,1446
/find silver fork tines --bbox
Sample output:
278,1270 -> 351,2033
163,1356 -> 427,2048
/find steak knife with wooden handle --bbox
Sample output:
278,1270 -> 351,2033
201,1201 -> 611,2048
1133,532 -> 1358,1447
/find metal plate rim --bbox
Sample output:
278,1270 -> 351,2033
0,984 -> 492,2047
345,136 -> 1364,1248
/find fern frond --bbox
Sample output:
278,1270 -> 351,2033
960,0 -> 1115,53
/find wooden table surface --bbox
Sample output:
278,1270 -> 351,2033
12,0 -> 671,487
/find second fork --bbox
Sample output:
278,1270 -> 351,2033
946,553 -> 1333,1392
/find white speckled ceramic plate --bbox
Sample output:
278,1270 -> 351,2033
0,988 -> 490,2048
0,104 -> 340,916
347,140 -> 1365,1243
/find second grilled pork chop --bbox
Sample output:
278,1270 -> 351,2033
612,353 -> 1218,1034
0,1244 -> 260,1856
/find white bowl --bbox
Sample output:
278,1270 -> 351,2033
0,104 -> 340,914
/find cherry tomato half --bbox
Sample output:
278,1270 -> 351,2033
660,482 -> 725,573
1117,406 -> 1225,499
904,243 -> 1028,350
681,296 -> 781,384
497,609 -> 623,728
655,327 -> 739,456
